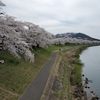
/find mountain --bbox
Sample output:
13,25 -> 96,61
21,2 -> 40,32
55,33 -> 100,41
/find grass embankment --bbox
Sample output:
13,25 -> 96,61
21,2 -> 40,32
47,45 -> 89,100
70,45 -> 88,85
59,45 -> 89,100
0,45 -> 67,100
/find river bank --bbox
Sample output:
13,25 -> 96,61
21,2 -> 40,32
40,45 -> 90,100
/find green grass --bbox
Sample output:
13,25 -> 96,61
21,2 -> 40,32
70,45 -> 88,85
0,45 -> 68,99
59,61 -> 72,100
0,44 -> 91,100
0,88 -> 19,100
71,64 -> 82,85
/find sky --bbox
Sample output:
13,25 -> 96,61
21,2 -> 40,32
2,0 -> 100,39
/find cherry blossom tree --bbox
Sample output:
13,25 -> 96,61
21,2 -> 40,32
0,12 -> 53,62
0,15 -> 34,62
23,22 -> 54,48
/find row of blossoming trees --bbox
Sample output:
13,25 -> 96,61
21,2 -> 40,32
0,0 -> 100,62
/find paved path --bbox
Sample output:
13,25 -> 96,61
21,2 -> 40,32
19,51 -> 58,100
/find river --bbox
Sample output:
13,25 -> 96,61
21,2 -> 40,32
80,46 -> 100,99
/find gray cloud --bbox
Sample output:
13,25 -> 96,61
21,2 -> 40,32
2,0 -> 100,39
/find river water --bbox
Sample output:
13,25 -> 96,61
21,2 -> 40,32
80,46 -> 100,99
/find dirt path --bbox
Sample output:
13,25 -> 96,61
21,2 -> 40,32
19,51 -> 58,100
0,87 -> 19,96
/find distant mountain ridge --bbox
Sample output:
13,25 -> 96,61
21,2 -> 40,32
55,33 -> 100,41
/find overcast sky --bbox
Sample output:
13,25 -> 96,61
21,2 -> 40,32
2,0 -> 100,39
